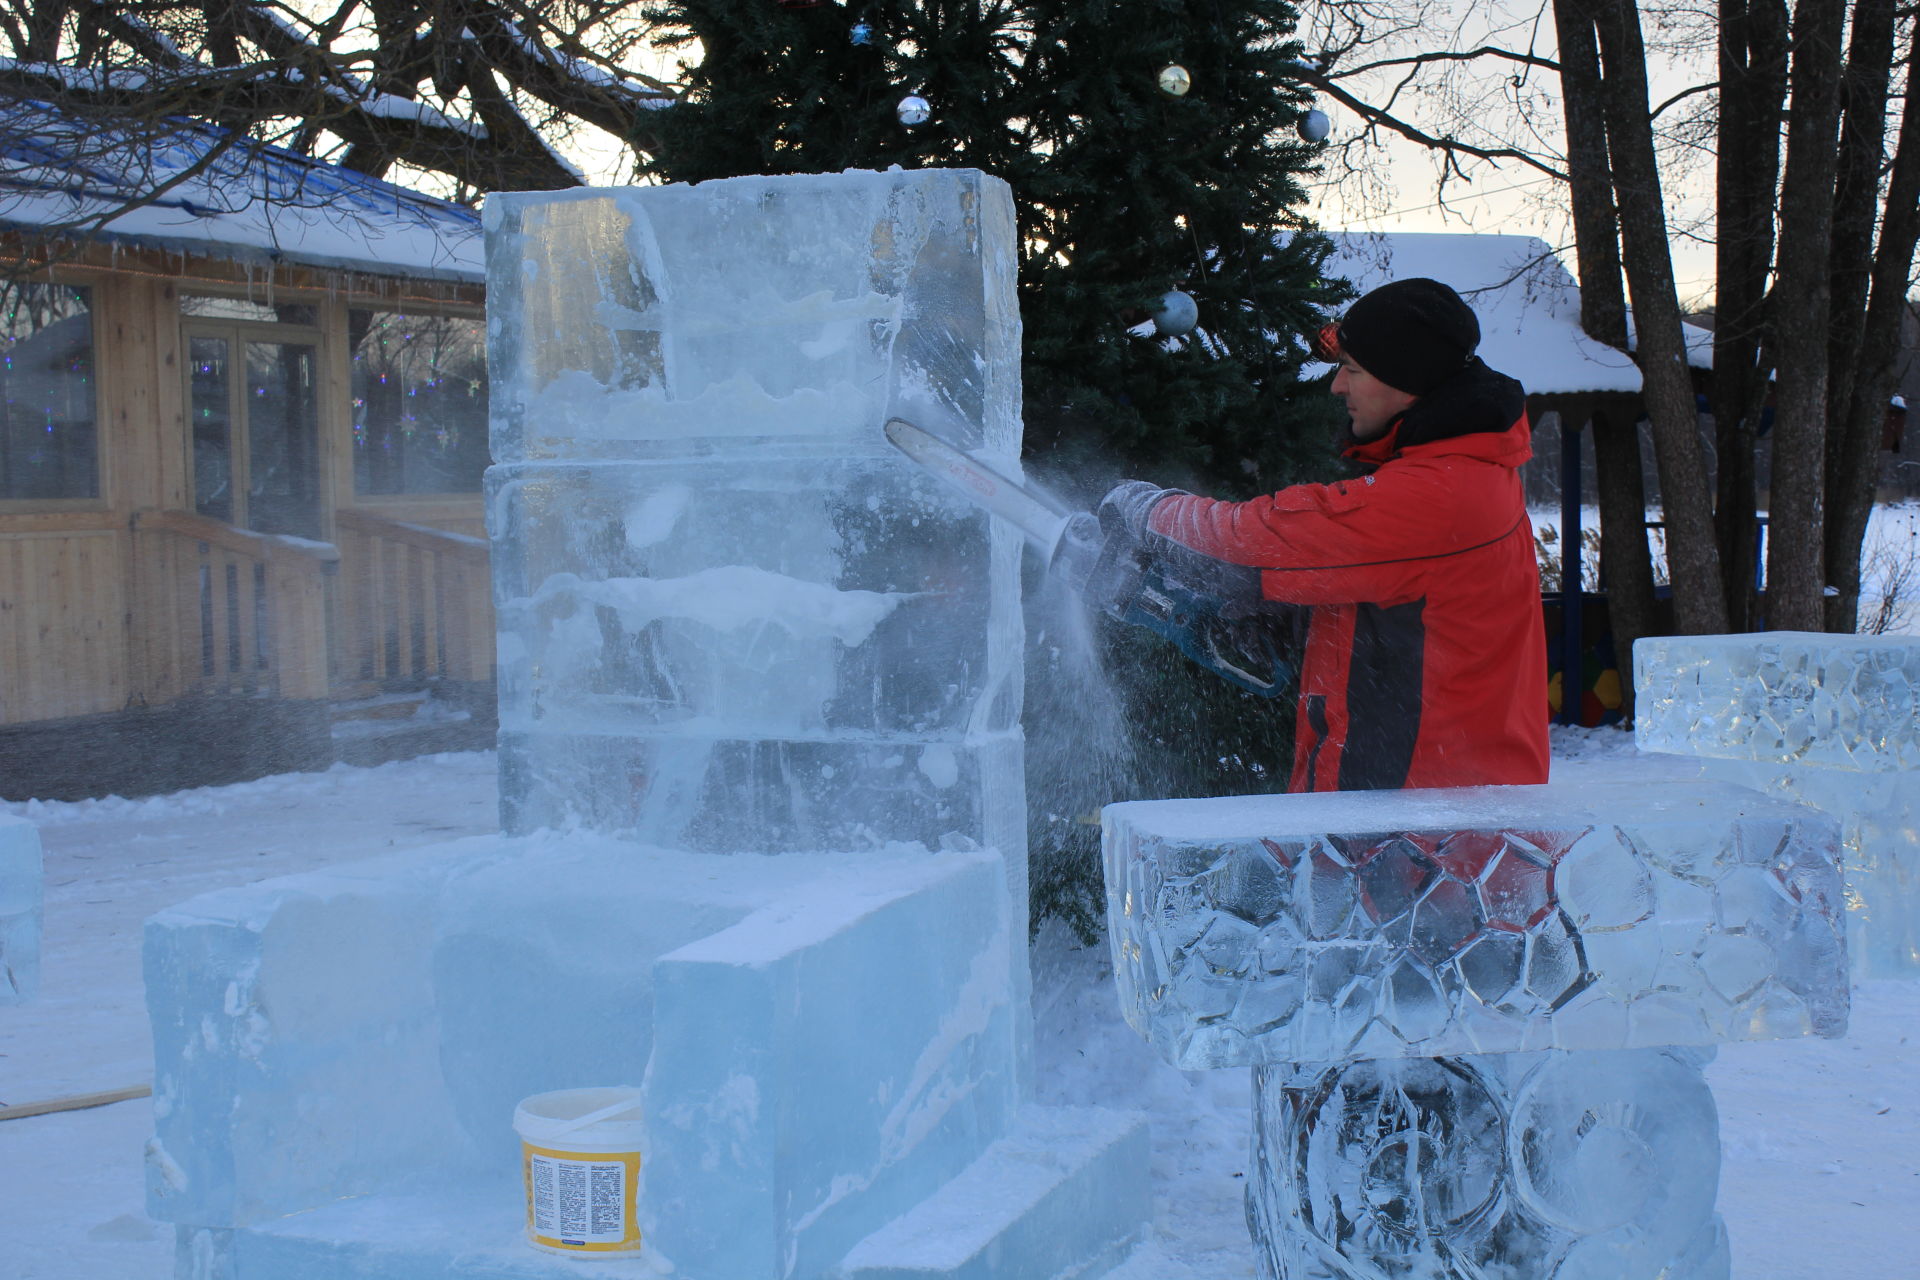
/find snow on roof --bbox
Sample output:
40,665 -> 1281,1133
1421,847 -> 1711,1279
1317,231 -> 1712,397
0,99 -> 482,284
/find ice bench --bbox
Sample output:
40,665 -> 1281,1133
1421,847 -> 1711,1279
146,832 -> 1147,1280
1104,777 -> 1848,1280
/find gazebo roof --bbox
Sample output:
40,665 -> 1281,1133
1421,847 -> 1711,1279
1317,230 -> 1711,397
0,97 -> 483,283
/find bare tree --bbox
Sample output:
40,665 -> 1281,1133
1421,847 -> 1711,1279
1298,0 -> 1920,637
0,0 -> 677,202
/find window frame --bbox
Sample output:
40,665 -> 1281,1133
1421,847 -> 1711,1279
344,300 -> 490,504
0,273 -> 108,514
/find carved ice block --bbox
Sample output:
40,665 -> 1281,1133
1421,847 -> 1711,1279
0,814 -> 42,1003
1635,631 -> 1920,770
1103,780 -> 1847,1070
1636,632 -> 1920,978
1248,1048 -> 1729,1280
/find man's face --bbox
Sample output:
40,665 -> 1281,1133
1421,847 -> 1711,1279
1332,355 -> 1419,442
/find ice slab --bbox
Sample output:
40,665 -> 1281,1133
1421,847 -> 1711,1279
640,846 -> 1017,1279
830,1106 -> 1151,1280
1249,1048 -> 1729,1280
487,458 -> 1023,743
0,814 -> 42,1003
147,833 -> 1017,1242
1684,757 -> 1920,978
1635,632 -> 1920,770
171,1105 -> 1147,1280
1103,780 -> 1848,1069
484,170 -> 1022,463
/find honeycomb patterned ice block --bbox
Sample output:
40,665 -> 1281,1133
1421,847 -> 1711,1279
1635,632 -> 1920,771
1103,780 -> 1847,1070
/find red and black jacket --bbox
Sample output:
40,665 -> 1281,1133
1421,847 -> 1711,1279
1148,359 -> 1550,792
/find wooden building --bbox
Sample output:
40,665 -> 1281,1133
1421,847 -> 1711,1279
0,105 -> 494,799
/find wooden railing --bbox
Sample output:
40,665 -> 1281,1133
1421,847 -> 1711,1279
129,510 -> 339,703
332,509 -> 494,690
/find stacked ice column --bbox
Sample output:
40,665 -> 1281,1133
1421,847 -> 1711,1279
487,172 -> 1026,879
1104,779 -> 1849,1279
0,814 -> 42,1002
1636,631 -> 1920,977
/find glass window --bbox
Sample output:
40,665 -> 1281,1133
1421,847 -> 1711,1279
350,309 -> 489,495
181,295 -> 318,326
0,281 -> 97,501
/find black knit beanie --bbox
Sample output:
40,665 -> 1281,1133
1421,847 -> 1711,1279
1335,277 -> 1480,396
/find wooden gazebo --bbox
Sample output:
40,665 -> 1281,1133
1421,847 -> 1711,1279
0,104 -> 494,799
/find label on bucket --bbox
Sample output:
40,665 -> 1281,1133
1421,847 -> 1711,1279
523,1143 -> 642,1252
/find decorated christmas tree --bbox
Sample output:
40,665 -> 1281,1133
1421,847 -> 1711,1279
642,0 -> 1347,934
644,0 -> 1345,493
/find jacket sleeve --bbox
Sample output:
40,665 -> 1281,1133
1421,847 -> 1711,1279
1146,457 -> 1529,607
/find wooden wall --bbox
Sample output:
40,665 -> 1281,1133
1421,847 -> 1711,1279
0,245 -> 488,731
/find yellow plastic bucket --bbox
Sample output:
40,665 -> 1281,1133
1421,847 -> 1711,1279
514,1086 -> 645,1257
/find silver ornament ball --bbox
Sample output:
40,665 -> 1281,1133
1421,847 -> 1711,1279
896,94 -> 931,127
1152,290 -> 1200,336
1299,109 -> 1331,143
1157,64 -> 1193,97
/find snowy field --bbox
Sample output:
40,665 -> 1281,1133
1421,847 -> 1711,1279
3,735 -> 1917,1280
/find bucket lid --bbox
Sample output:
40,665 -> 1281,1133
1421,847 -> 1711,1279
514,1086 -> 646,1146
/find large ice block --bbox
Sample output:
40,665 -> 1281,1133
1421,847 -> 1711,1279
1682,757 -> 1919,977
483,173 -> 1029,906
1248,1048 -> 1729,1280
148,835 -> 1020,1267
1636,632 -> 1920,978
1104,780 -> 1847,1069
0,814 -> 42,1003
1635,631 -> 1919,769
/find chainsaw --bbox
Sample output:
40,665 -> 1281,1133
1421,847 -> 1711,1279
884,417 -> 1295,698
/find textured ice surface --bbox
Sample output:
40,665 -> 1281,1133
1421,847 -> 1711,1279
146,835 -> 1015,1247
1686,757 -> 1920,978
0,814 -> 42,1003
483,173 -> 1027,891
1635,632 -> 1920,770
1635,632 -> 1920,978
1104,780 -> 1848,1069
1249,1048 -> 1729,1280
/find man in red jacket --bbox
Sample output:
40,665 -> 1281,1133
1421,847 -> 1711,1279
1102,277 -> 1549,792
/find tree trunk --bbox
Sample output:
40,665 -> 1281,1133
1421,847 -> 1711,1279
1591,0 -> 1728,634
1589,405 -> 1659,716
1765,0 -> 1849,631
1713,0 -> 1789,631
1827,42 -> 1920,631
1552,0 -> 1656,708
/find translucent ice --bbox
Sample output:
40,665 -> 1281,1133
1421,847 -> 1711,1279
1635,632 -> 1920,770
1635,632 -> 1920,978
146,834 -> 1019,1263
483,173 -> 1027,887
1103,779 -> 1848,1069
0,814 -> 42,1003
1249,1048 -> 1729,1280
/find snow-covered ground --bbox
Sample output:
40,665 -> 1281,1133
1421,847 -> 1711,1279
3,735 -> 1916,1280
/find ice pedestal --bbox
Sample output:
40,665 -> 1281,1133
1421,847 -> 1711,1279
1103,780 -> 1848,1280
0,814 -> 42,1003
145,168 -> 1147,1280
1635,632 -> 1920,977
